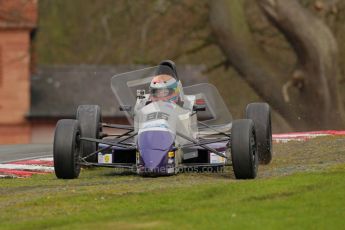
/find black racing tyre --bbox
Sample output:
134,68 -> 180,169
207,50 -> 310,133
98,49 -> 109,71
76,105 -> 102,163
53,119 -> 81,179
245,103 -> 272,165
231,119 -> 258,179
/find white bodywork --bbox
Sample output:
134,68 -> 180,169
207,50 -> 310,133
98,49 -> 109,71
111,65 -> 233,138
134,94 -> 198,146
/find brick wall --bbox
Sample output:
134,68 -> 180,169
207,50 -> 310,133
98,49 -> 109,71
0,30 -> 30,124
0,124 -> 30,144
0,45 -> 2,86
0,0 -> 37,144
0,0 -> 37,29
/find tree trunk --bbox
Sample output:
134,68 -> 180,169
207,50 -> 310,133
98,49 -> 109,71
209,0 -> 344,130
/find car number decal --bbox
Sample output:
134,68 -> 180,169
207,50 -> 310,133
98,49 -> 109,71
146,112 -> 169,121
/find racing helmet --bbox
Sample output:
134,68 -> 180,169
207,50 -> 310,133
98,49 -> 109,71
150,63 -> 180,103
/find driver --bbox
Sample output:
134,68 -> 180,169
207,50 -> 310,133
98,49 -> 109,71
149,74 -> 180,103
149,60 -> 183,103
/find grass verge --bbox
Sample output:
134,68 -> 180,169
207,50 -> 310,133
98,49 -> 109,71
0,137 -> 344,229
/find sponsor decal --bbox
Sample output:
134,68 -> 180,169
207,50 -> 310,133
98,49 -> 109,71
98,153 -> 113,164
210,152 -> 226,164
168,151 -> 175,158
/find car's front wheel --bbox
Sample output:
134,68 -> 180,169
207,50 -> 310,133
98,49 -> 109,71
53,119 -> 81,179
231,119 -> 258,179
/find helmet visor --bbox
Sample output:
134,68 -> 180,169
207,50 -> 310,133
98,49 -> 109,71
151,88 -> 173,98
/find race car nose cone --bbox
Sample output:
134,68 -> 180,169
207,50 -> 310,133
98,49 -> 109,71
137,130 -> 174,173
140,149 -> 167,171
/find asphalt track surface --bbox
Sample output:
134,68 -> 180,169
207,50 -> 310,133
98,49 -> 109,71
1,130 -> 345,164
0,144 -> 52,164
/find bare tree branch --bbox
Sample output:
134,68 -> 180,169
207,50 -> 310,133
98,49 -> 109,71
209,0 -> 344,130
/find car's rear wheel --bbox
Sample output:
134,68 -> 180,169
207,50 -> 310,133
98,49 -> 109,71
231,119 -> 258,179
76,105 -> 102,162
245,102 -> 272,164
53,119 -> 81,179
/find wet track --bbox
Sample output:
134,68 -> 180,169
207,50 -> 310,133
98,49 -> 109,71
0,144 -> 52,163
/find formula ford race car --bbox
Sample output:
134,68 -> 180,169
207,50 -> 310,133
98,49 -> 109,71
53,60 -> 272,179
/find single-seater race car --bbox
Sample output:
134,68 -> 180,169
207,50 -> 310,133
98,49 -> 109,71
53,60 -> 272,179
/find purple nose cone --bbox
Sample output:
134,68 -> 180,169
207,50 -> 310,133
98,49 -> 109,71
138,130 -> 174,171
